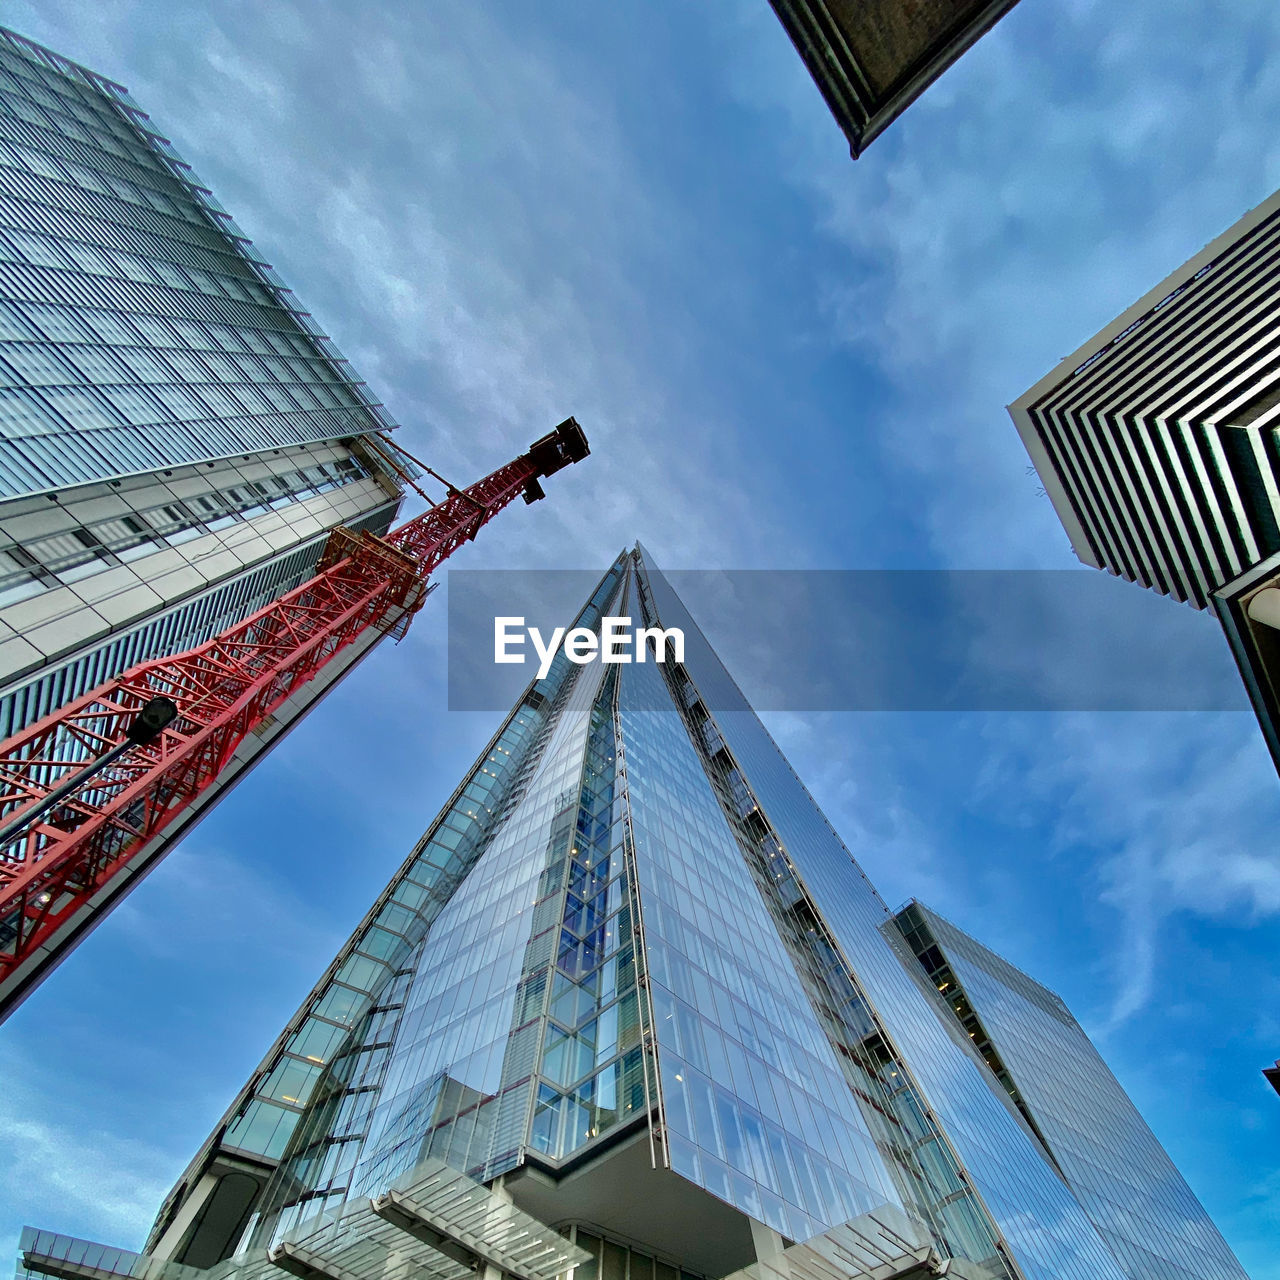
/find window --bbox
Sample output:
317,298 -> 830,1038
0,342 -> 78,386
79,309 -> 141,345
116,348 -> 173,383
0,299 -> 35,339
188,491 -> 237,531
111,251 -> 161,285
128,313 -> 179,346
7,228 -> 69,269
26,526 -> 111,582
95,513 -> 156,561
150,383 -> 209,420
64,345 -> 129,385
149,258 -> 191,290
60,241 -> 114,274
100,384 -> 164,426
0,541 -> 52,605
26,303 -> 92,342
40,385 -> 122,432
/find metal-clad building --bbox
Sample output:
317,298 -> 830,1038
1009,188 -> 1280,774
0,27 -> 406,1011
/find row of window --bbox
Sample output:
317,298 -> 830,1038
0,93 -> 175,204
0,136 -> 238,259
0,303 -> 351,392
0,454 -> 370,606
1,373 -> 363,436
0,48 -> 151,160
0,72 -> 201,212
0,220 -> 273,306
0,506 -> 397,740
0,40 -> 147,149
0,238 -> 289,334
1,338 -> 358,394
0,180 -> 265,282
0,406 -> 382,501
0,295 -> 339,368
0,66 -> 170,159
569,1224 -> 701,1280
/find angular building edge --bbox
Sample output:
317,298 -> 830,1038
1008,183 -> 1280,778
0,20 -> 419,1007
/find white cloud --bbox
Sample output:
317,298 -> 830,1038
0,1055 -> 173,1260
975,711 -> 1280,1023
742,0 -> 1280,567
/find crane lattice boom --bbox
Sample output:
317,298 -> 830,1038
0,419 -> 588,1005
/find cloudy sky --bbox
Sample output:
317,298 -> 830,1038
3,0 -> 1279,1275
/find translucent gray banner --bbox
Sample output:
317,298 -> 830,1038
446,569 -> 1246,712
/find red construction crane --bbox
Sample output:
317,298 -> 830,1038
0,418 -> 589,1016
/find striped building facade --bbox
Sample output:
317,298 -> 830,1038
1009,187 -> 1280,772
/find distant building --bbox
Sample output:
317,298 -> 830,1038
0,26 -> 407,1011
18,548 -> 1248,1280
767,0 -> 1021,156
894,902 -> 1245,1280
1009,187 -> 1280,776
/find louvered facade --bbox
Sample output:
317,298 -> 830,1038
0,26 -> 407,1011
1010,187 -> 1280,773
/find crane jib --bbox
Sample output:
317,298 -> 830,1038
0,418 -> 588,1015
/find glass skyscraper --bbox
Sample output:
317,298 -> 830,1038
0,28 -> 408,1010
0,24 -> 407,737
18,548 -> 1248,1280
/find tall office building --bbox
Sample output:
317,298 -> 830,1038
892,903 -> 1242,1280
766,0 -> 1021,157
0,29 -> 407,1006
19,549 -> 1247,1280
1008,187 -> 1280,775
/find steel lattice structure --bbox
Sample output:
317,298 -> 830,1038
0,419 -> 588,1009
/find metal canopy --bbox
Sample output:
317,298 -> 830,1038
19,1158 -> 588,1280
371,1158 -> 589,1280
719,1205 -> 990,1280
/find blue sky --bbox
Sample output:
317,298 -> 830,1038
2,0 -> 1279,1274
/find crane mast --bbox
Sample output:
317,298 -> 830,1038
0,418 -> 589,1016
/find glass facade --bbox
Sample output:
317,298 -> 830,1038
618,622 -> 903,1246
894,903 -> 1248,1280
0,26 -> 398,497
126,547 -> 1247,1280
636,552 -> 1136,1280
198,562 -> 633,1247
0,25 -> 405,743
